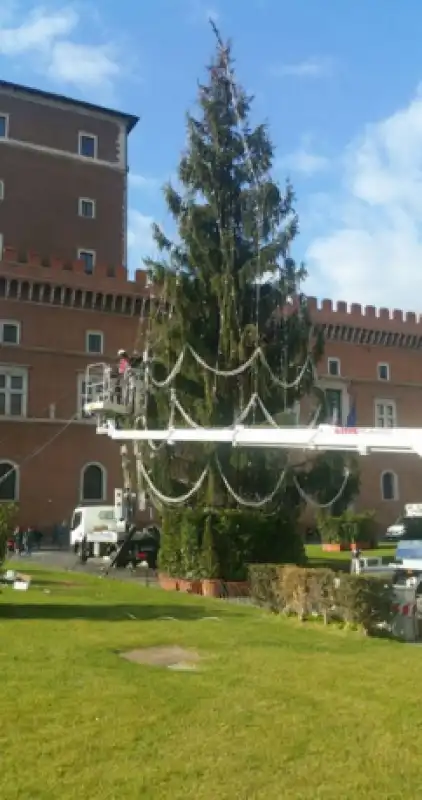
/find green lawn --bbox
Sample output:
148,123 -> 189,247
0,562 -> 419,799
306,543 -> 397,571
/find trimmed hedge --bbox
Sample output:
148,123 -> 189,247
159,508 -> 305,581
249,564 -> 393,634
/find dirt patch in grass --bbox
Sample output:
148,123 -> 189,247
120,645 -> 202,669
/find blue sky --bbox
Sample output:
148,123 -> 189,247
2,0 -> 422,310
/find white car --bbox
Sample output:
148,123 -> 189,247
385,517 -> 405,541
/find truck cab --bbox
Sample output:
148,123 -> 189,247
70,505 -> 124,553
394,504 -> 422,577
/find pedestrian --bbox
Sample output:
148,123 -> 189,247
59,519 -> 69,548
22,527 -> 32,556
351,545 -> 361,574
14,526 -> 23,556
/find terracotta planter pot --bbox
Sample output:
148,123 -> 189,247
158,573 -> 179,591
322,542 -> 373,553
202,579 -> 222,598
322,543 -> 350,552
179,579 -> 203,595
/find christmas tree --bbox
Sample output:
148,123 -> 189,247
143,30 -> 358,575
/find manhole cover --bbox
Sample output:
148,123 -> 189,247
120,645 -> 202,669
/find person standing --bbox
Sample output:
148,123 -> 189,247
59,519 -> 69,549
350,545 -> 361,574
22,527 -> 32,556
14,526 -> 23,556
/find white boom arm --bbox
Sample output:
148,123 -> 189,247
103,423 -> 422,457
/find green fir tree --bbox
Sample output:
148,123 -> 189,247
143,32 -> 358,529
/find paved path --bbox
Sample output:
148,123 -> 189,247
10,548 -> 158,585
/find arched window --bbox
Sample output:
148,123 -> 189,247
81,463 -> 106,502
381,471 -> 398,501
0,460 -> 19,501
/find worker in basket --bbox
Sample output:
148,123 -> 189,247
113,349 -> 130,404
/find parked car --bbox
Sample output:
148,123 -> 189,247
385,516 -> 405,541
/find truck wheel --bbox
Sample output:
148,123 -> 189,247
80,537 -> 88,563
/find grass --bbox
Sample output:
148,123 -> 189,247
0,562 -> 420,799
306,543 -> 397,571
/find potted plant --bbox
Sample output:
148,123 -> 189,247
201,515 -> 222,597
317,510 -> 376,552
178,513 -> 203,594
317,513 -> 349,551
157,512 -> 181,591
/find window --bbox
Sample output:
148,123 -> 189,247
328,358 -> 340,377
375,400 -> 396,428
378,363 -> 390,381
71,511 -> 82,531
86,330 -> 103,355
0,367 -> 27,416
381,471 -> 398,501
0,114 -> 8,139
77,249 -> 96,275
0,180 -> 4,201
78,133 -> 97,159
0,460 -> 18,501
79,198 -> 96,219
0,320 -> 20,345
81,463 -> 106,502
325,388 -> 343,424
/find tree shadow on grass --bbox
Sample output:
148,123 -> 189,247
0,602 -> 246,622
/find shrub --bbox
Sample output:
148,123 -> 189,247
248,564 -> 394,634
159,508 -> 305,581
200,513 -> 219,579
158,509 -> 182,577
0,503 -> 18,566
280,566 -> 320,620
180,509 -> 204,578
317,509 -> 376,545
335,574 -> 393,633
248,564 -> 279,611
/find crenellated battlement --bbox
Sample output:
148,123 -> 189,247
307,296 -> 422,333
0,245 -> 148,295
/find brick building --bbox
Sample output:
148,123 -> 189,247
0,82 -> 144,530
0,248 -> 147,529
307,297 -> 422,533
0,80 -> 138,269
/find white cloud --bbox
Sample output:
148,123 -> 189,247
47,41 -> 120,90
0,5 -> 121,92
129,173 -> 159,190
305,86 -> 422,308
128,210 -> 156,271
271,57 -> 334,79
278,139 -> 330,177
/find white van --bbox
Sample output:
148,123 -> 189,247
70,505 -> 124,551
